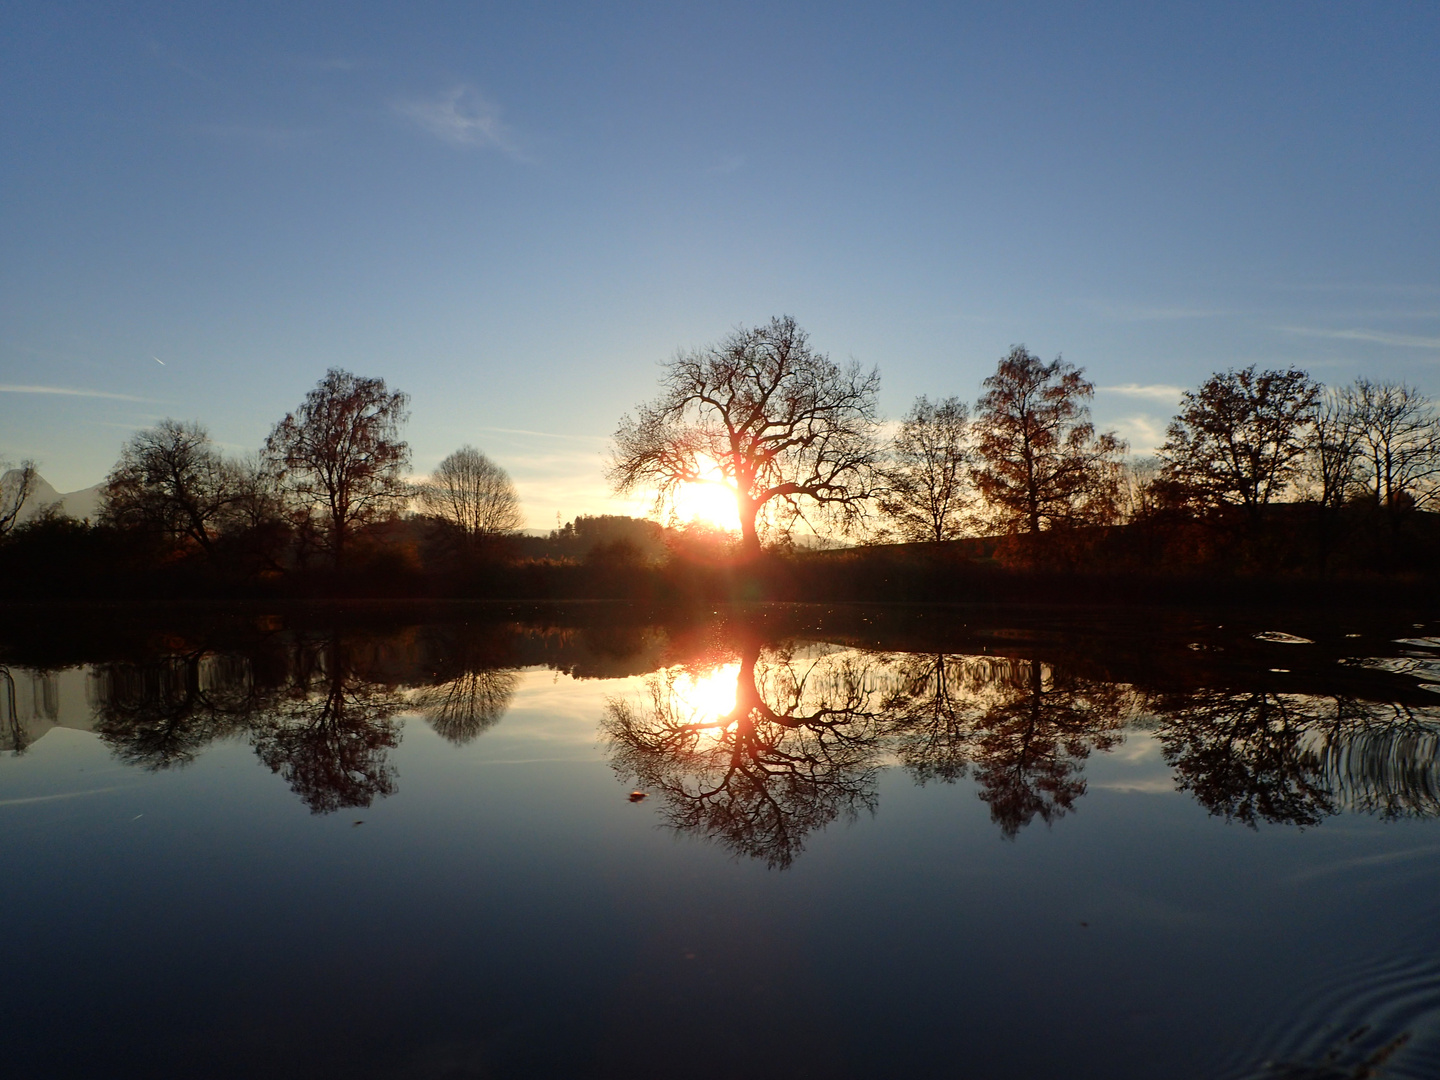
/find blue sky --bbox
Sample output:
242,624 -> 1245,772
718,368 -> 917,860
3,1 -> 1437,526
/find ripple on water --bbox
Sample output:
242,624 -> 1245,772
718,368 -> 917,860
1217,952 -> 1440,1080
1352,657 -> 1440,683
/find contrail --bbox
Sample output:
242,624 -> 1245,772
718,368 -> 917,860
153,356 -> 165,365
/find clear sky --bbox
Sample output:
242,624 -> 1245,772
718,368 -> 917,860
3,1 -> 1437,526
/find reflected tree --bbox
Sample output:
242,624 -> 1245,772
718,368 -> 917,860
1,666 -> 25,754
1150,689 -> 1440,826
967,658 -> 1130,838
1151,690 -> 1338,827
92,651 -> 267,769
412,668 -> 519,744
886,652 -> 1132,837
884,653 -> 988,784
250,635 -> 407,814
605,639 -> 893,867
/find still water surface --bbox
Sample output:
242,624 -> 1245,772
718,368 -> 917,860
4,603 -> 1440,1079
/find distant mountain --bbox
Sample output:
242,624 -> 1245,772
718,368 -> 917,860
3,470 -> 104,524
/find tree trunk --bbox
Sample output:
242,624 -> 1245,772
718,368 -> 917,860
739,493 -> 762,560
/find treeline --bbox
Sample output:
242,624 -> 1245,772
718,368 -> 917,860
2,321 -> 1439,602
872,352 -> 1440,578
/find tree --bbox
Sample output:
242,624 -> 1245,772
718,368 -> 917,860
417,445 -> 523,541
1345,379 -> 1440,511
1158,366 -> 1319,520
1306,386 -> 1363,513
265,369 -> 411,567
971,346 -> 1125,535
609,316 -> 882,558
99,420 -> 238,557
879,395 -> 972,542
0,459 -> 37,537
604,637 -> 888,867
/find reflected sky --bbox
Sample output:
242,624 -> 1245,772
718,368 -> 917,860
4,606 -> 1440,1078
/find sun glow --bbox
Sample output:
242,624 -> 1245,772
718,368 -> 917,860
671,457 -> 740,531
670,663 -> 740,726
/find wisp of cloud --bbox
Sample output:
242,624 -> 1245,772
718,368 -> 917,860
394,85 -> 525,158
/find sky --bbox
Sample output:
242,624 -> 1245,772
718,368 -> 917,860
2,1 -> 1437,528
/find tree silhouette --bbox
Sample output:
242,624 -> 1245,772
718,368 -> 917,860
879,396 -> 973,542
1345,378 -> 1440,511
0,459 -> 37,536
605,639 -> 892,867
972,346 -> 1125,538
417,445 -> 523,544
1158,366 -> 1319,521
610,316 -> 882,557
265,368 -> 411,568
100,420 -> 240,560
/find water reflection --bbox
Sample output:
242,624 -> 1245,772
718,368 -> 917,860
605,637 -> 894,867
886,653 -> 1135,837
248,636 -> 407,814
6,608 -> 1440,844
1151,691 -> 1440,828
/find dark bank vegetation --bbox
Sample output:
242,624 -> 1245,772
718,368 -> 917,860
3,317 -> 1439,607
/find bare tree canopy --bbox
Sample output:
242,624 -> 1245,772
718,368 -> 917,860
1346,379 -> 1440,510
1158,366 -> 1318,517
265,369 -> 410,566
879,395 -> 972,542
1305,386 -> 1364,512
972,346 -> 1125,535
418,445 -> 523,539
609,315 -> 882,556
0,459 -> 37,537
100,420 -> 238,555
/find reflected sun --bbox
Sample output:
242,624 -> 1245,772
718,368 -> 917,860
671,457 -> 740,531
671,663 -> 740,725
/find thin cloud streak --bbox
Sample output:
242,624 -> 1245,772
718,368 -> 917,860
1102,383 -> 1187,401
1086,303 -> 1233,322
0,385 -> 151,402
1278,326 -> 1440,349
474,425 -> 607,443
393,85 -> 528,159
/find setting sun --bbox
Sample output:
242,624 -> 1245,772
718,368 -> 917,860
671,456 -> 740,531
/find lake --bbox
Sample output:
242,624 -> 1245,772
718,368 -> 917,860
4,602 -> 1440,1079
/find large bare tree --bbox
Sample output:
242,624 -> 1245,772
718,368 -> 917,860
417,445 -> 523,541
1158,366 -> 1318,520
971,346 -> 1125,535
265,369 -> 410,567
100,420 -> 238,557
1345,379 -> 1440,510
879,395 -> 973,542
609,316 -> 882,557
